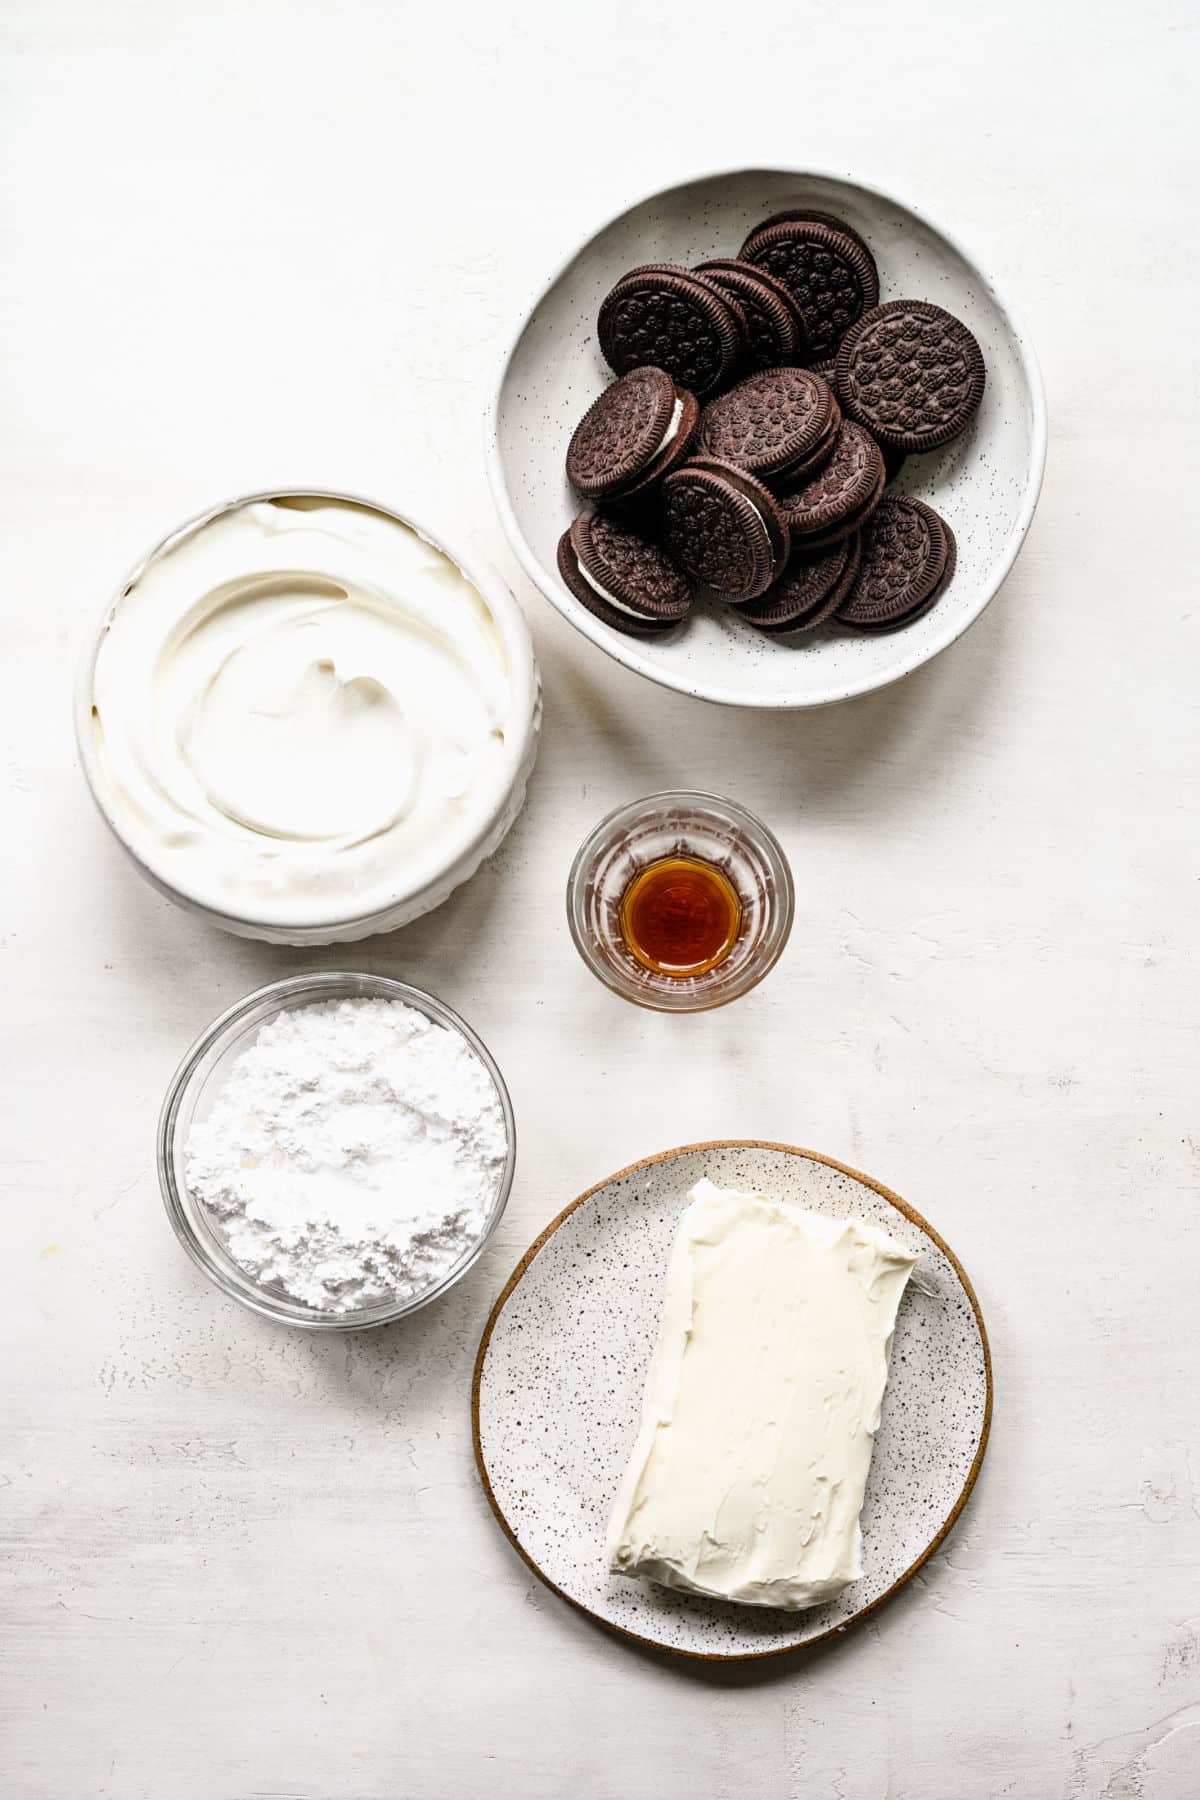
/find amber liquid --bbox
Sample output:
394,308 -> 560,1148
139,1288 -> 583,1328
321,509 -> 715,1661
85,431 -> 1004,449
619,855 -> 742,977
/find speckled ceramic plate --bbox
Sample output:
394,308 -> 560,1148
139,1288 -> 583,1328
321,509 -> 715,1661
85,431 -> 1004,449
472,1141 -> 991,1661
487,167 -> 1045,709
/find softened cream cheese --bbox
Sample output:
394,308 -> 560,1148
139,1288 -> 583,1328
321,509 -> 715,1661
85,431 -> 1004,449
606,1179 -> 917,1610
87,496 -> 513,927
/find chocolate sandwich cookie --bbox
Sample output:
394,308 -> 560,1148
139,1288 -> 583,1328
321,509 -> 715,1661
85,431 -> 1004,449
697,366 -> 840,486
735,534 -> 862,634
557,509 -> 693,638
836,495 -> 954,631
850,517 -> 957,633
566,367 -> 699,502
659,458 -> 789,602
744,207 -> 877,267
835,300 -> 986,453
739,217 -> 880,362
693,260 -> 803,369
778,421 -> 885,544
630,261 -> 753,367
598,265 -> 743,399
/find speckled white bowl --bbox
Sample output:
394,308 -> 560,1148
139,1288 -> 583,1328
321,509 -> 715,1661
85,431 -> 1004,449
473,1141 -> 992,1661
487,167 -> 1046,709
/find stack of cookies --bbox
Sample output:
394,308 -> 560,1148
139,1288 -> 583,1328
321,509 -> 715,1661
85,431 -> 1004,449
559,208 -> 983,640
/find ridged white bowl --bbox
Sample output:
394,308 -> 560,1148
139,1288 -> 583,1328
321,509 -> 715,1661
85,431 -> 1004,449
76,489 -> 541,945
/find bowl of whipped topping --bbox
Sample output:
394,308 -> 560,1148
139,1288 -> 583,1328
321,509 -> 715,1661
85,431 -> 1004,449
159,971 -> 516,1329
77,490 -> 541,943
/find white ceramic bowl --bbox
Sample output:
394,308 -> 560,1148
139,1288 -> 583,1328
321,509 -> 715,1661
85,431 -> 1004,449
487,167 -> 1046,710
76,489 -> 542,945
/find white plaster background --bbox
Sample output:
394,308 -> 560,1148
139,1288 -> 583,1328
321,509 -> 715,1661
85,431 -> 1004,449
2,1 -> 1198,1794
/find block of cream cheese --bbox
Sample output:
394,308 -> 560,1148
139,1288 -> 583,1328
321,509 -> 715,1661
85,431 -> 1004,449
606,1178 -> 917,1610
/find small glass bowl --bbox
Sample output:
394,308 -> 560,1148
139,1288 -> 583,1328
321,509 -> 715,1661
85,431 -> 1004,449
566,791 -> 794,1012
157,972 -> 516,1330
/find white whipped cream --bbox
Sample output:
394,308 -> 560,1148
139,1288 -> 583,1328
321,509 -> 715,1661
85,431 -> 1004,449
87,496 -> 514,928
607,1178 -> 917,1610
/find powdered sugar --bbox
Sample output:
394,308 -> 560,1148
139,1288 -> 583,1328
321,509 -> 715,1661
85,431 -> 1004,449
183,997 -> 508,1313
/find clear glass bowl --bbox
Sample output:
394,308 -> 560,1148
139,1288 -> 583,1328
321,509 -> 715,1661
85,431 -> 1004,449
157,972 -> 516,1329
566,791 -> 794,1012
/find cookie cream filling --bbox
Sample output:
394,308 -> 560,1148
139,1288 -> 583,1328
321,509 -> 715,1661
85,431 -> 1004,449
87,496 -> 514,927
573,554 -> 654,621
606,1179 -> 917,1610
740,491 -> 771,538
733,490 -> 779,596
653,396 -> 684,458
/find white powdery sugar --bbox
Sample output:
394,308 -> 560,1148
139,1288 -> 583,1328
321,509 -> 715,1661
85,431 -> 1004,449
184,997 -> 507,1313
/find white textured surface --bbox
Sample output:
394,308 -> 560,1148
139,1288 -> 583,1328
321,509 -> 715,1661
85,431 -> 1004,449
2,1 -> 1197,1796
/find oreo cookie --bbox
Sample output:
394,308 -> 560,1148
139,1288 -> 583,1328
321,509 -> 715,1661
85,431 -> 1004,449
835,301 -> 985,453
850,517 -> 957,633
697,366 -> 840,486
735,534 -> 862,634
740,216 -> 880,362
693,260 -> 803,369
659,458 -> 789,602
743,207 -> 876,268
836,495 -> 955,631
557,508 -> 693,637
598,265 -> 742,398
778,421 -> 885,544
566,367 -> 699,502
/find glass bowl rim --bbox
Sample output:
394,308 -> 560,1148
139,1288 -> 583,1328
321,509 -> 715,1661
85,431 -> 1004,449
157,970 -> 517,1330
565,788 -> 795,1013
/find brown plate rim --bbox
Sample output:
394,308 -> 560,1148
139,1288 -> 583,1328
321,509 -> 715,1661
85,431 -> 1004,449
471,1137 -> 994,1663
